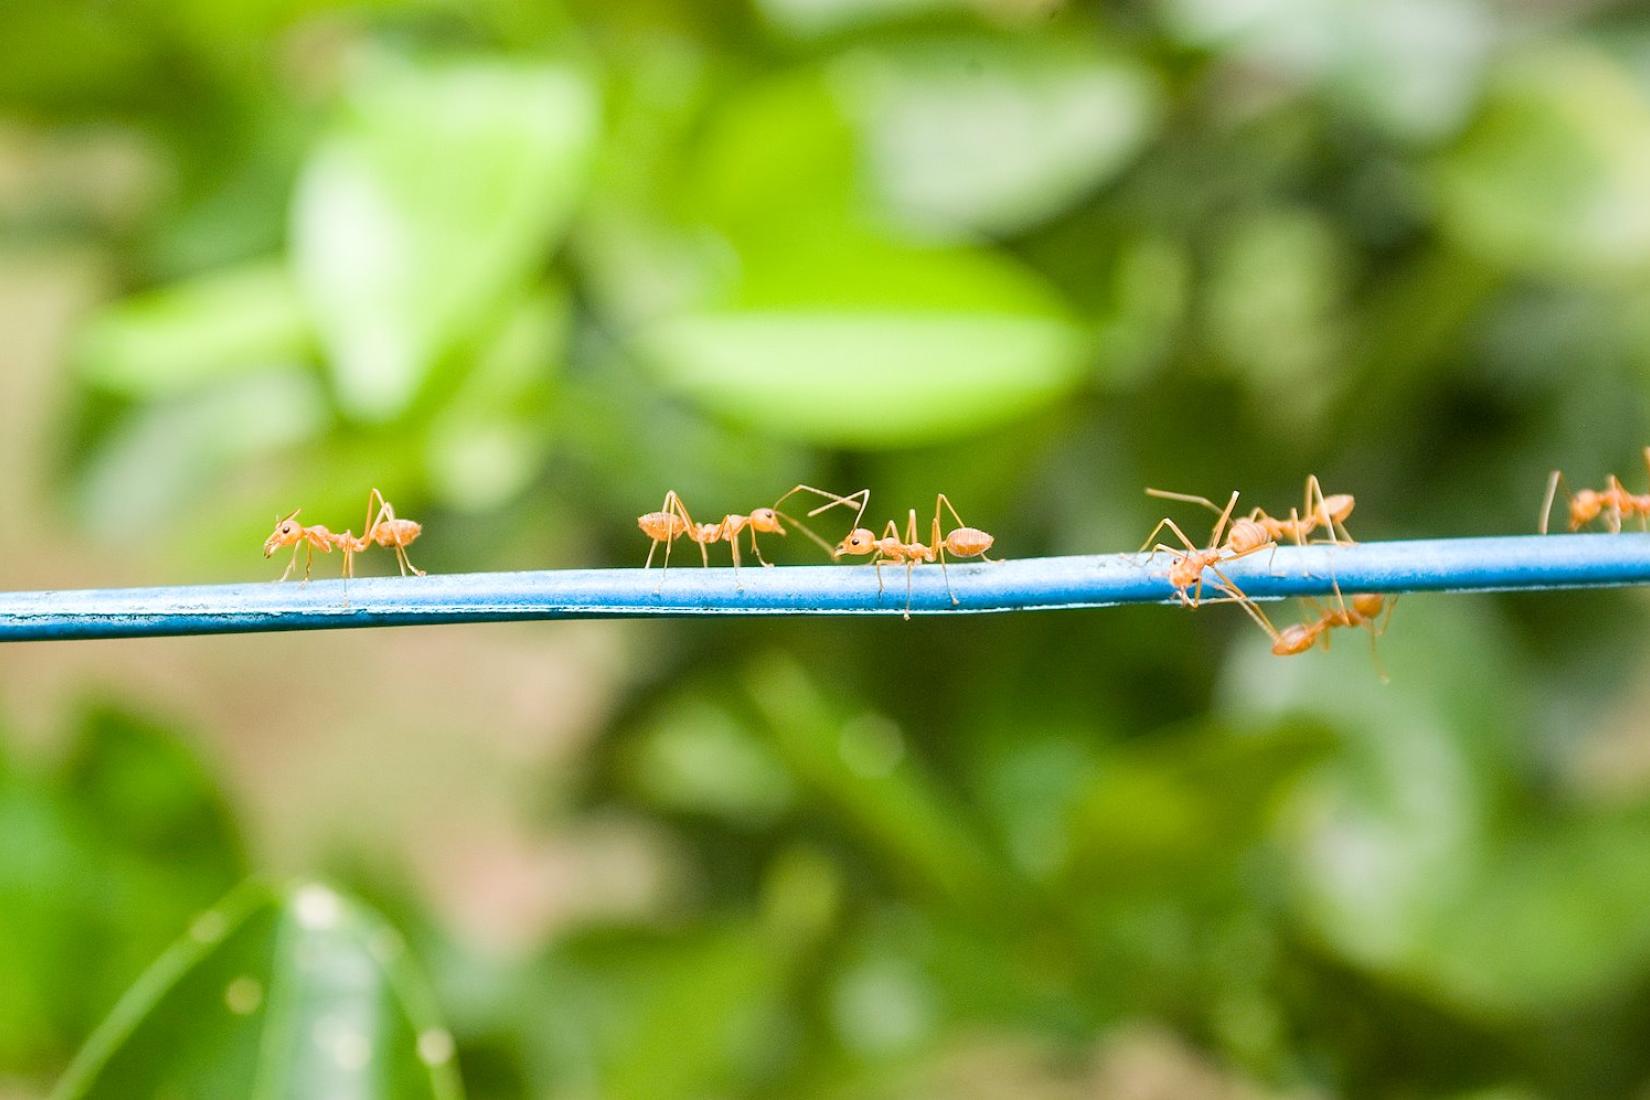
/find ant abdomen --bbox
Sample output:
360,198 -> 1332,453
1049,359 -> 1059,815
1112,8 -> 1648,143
944,527 -> 994,558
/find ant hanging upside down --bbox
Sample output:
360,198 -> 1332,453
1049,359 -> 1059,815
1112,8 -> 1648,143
263,489 -> 424,582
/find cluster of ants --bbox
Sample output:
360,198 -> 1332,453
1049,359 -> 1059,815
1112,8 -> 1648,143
259,449 -> 1645,667
633,480 -> 1391,659
635,484 -> 997,618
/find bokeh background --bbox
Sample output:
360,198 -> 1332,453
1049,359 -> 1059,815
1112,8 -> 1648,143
6,0 -> 1650,1096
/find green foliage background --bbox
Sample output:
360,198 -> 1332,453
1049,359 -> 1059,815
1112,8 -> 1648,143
4,0 -> 1650,1096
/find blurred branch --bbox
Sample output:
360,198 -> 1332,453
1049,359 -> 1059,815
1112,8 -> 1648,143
3,535 -> 1648,642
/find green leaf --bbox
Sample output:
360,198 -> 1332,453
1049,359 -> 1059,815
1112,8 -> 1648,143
742,655 -> 1006,906
423,283 -> 569,511
55,881 -> 462,1100
76,261 -> 312,397
838,38 -> 1160,237
636,238 -> 1089,447
1436,45 -> 1650,281
0,708 -> 244,1075
75,369 -> 328,540
292,57 -> 598,421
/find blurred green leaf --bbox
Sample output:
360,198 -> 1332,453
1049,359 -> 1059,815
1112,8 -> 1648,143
424,282 -> 569,511
754,0 -> 964,40
293,57 -> 597,421
637,238 -> 1089,447
1437,45 -> 1650,281
624,691 -> 797,825
838,38 -> 1160,237
76,261 -> 311,397
743,654 -> 1007,907
75,369 -> 328,540
539,923 -> 794,1100
0,709 -> 243,1077
56,881 -> 462,1100
1162,0 -> 1492,141
630,61 -> 1092,447
1418,811 -> 1650,1017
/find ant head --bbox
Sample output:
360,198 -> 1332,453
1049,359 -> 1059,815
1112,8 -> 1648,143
263,510 -> 302,557
749,508 -> 784,534
837,528 -> 878,558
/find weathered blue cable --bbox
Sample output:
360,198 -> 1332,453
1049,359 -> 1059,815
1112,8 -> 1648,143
1,534 -> 1646,642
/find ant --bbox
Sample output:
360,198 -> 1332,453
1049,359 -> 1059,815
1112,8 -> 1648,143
1137,489 -> 1275,608
1541,449 -> 1650,534
1145,475 -> 1356,562
262,489 -> 423,581
1267,583 -> 1396,680
811,491 -> 996,618
637,485 -> 845,587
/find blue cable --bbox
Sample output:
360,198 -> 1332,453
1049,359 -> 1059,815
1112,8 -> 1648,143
2,534 -> 1647,642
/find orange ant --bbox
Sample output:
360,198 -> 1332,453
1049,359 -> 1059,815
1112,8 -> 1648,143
1137,490 -> 1278,608
1541,449 -> 1650,534
1145,475 -> 1356,562
811,491 -> 997,618
637,485 -> 845,587
1266,583 -> 1396,680
262,489 -> 423,581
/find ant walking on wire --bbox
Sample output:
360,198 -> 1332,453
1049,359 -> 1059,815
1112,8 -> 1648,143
1145,474 -> 1356,566
1136,489 -> 1275,608
637,485 -> 846,589
263,489 -> 423,581
809,490 -> 997,619
1540,448 -> 1650,534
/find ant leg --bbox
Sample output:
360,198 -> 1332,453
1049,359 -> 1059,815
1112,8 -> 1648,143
1539,471 -> 1564,535
728,527 -> 744,591
1209,490 -> 1241,551
277,541 -> 303,583
806,488 -> 870,529
1195,539 -> 1274,608
774,509 -> 840,558
931,513 -> 957,607
1144,487 -> 1226,515
1206,565 -> 1276,637
1138,516 -> 1201,557
903,560 -> 915,621
1211,578 -> 1279,642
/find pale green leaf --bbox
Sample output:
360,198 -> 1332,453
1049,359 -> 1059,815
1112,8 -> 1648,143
292,58 -> 597,420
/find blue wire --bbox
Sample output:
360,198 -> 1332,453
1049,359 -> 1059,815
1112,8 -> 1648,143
3,534 -> 1647,642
